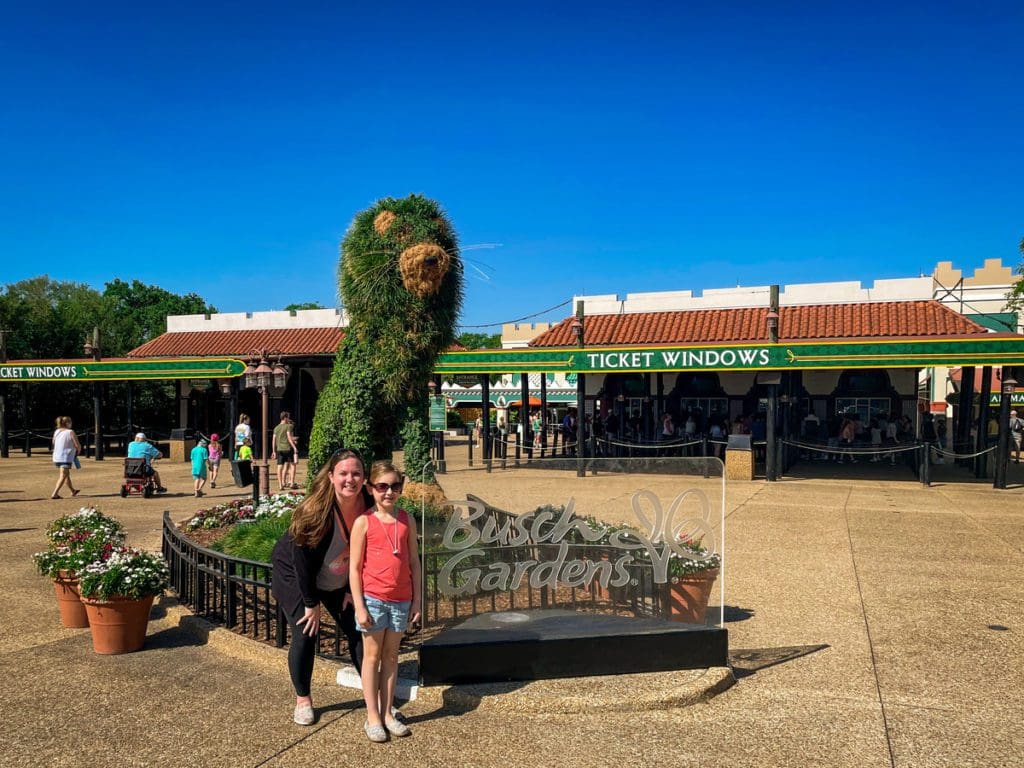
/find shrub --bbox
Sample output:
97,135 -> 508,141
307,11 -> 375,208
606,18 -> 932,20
212,512 -> 293,563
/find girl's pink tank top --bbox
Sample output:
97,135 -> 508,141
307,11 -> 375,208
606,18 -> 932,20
361,509 -> 413,602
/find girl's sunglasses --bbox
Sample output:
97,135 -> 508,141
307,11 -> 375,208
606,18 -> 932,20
371,481 -> 404,494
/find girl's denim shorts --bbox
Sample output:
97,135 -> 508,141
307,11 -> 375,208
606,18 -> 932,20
358,596 -> 411,633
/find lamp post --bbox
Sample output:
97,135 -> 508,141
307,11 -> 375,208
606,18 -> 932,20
244,350 -> 290,500
83,327 -> 103,461
994,376 -> 1018,489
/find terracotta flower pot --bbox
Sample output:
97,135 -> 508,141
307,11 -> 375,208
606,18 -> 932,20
53,573 -> 89,629
81,594 -> 156,654
663,568 -> 719,624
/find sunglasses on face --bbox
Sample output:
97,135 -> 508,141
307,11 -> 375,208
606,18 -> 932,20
371,481 -> 404,494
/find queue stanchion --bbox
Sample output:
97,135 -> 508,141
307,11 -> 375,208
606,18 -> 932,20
514,432 -> 521,467
919,441 -> 930,487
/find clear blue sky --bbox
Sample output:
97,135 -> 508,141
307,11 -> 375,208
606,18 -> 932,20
3,1 -> 1022,330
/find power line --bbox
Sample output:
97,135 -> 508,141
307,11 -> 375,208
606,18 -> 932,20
457,299 -> 573,330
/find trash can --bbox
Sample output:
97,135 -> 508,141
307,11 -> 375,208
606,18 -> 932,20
725,434 -> 754,480
169,428 -> 196,463
231,459 -> 254,488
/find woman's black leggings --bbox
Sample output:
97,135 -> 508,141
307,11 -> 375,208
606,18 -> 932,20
286,588 -> 363,697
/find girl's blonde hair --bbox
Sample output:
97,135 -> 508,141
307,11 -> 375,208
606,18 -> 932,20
289,449 -> 366,547
369,459 -> 403,485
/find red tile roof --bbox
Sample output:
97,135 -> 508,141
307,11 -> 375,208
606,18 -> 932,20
128,329 -> 467,358
128,328 -> 345,358
529,301 -> 990,347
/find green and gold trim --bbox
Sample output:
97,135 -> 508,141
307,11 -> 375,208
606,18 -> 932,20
434,337 -> 1024,375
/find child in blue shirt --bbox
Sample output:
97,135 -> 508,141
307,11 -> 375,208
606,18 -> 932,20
191,439 -> 210,498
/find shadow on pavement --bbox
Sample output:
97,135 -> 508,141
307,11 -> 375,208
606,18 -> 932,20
729,644 -> 829,679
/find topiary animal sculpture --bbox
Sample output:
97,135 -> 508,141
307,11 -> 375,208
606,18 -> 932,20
307,194 -> 463,482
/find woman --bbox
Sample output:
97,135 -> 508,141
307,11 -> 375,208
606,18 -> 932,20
234,414 -> 252,459
51,416 -> 82,499
271,449 -> 368,726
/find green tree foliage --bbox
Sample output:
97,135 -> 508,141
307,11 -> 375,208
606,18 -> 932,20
0,276 -> 216,433
456,332 -> 500,349
1005,236 -> 1024,316
283,302 -> 326,311
308,195 -> 464,482
101,278 -> 215,355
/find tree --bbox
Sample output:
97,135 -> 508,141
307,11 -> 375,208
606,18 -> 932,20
1005,236 -> 1024,317
101,279 -> 216,355
283,302 -> 326,311
456,332 -> 501,349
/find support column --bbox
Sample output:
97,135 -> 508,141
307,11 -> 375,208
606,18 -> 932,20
520,372 -> 530,459
994,380 -> 1014,490
481,375 -> 491,471
656,372 -> 665,424
540,374 -> 548,458
766,383 -> 778,481
956,366 -> 975,461
0,328 -> 8,458
577,373 -> 586,477
433,373 -> 446,473
975,366 -> 992,477
90,327 -> 104,461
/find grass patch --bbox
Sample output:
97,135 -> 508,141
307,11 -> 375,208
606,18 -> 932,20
212,511 -> 293,563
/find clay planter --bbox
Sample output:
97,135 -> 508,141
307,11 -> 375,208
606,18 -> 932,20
81,594 -> 156,654
663,568 -> 719,624
53,573 -> 89,629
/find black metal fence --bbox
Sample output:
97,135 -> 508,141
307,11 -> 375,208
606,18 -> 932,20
161,512 -> 351,660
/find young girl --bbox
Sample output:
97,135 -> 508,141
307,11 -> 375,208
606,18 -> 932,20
207,434 -> 222,488
350,461 -> 420,743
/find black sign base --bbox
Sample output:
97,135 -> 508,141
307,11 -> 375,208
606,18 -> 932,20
419,609 -> 728,686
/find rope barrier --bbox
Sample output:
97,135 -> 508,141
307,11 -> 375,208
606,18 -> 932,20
596,436 -> 704,450
932,445 -> 997,460
781,438 -> 921,456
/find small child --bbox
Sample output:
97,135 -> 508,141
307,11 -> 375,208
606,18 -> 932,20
190,439 -> 210,497
237,438 -> 254,462
350,461 -> 421,744
207,433 -> 222,488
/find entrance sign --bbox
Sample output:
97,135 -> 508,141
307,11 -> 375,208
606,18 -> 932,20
416,456 -> 728,684
435,337 -> 1024,374
428,396 -> 447,431
419,456 -> 725,627
0,358 -> 246,382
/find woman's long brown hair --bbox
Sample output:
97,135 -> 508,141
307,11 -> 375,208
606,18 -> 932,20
289,449 -> 364,547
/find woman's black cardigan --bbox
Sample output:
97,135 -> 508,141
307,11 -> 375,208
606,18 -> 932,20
271,514 -> 344,619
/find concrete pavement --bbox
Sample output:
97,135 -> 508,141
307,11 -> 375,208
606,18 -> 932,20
1,449 -> 1022,767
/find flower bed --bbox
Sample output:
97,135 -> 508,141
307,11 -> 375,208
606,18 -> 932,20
183,491 -> 304,533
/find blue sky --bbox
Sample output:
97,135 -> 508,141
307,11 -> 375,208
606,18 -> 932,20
3,1 -> 1022,330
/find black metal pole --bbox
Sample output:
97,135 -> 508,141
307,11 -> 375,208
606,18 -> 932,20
22,383 -> 31,457
540,374 -> 548,459
956,365 -> 975,464
576,301 -> 586,478
975,366 -> 992,478
481,374 -> 491,472
92,327 -> 104,461
126,381 -> 134,447
520,371 -> 530,460
766,384 -> 778,481
0,328 -> 8,459
993,384 -> 1013,490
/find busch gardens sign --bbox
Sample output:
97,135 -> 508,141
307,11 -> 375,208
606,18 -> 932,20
434,491 -> 721,598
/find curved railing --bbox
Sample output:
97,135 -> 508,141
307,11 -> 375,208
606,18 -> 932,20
161,511 -> 351,660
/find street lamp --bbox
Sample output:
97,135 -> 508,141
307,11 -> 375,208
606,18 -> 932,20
244,349 -> 289,499
83,327 -> 103,461
766,310 -> 780,344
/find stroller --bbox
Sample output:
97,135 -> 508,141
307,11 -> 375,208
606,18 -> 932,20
121,457 -> 157,498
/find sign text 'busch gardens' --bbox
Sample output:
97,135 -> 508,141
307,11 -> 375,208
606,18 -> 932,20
435,491 -> 720,598
0,358 -> 246,383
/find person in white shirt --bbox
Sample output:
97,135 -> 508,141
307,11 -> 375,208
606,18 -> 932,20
51,416 -> 82,500
235,414 -> 253,459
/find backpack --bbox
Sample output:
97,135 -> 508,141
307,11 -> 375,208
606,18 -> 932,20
1011,417 -> 1023,434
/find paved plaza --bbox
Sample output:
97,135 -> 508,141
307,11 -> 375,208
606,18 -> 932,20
1,448 -> 1022,767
